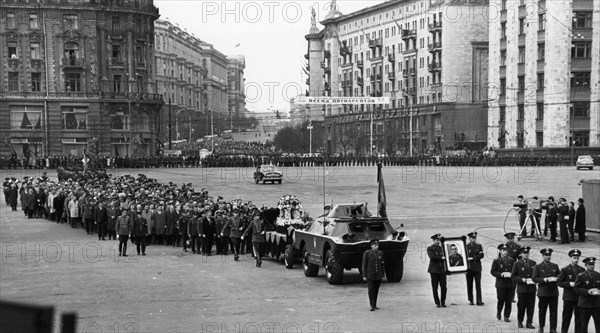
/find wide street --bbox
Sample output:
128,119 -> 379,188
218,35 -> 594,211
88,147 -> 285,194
1,166 -> 598,332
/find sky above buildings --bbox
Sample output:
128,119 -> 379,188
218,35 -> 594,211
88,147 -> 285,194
155,0 -> 387,115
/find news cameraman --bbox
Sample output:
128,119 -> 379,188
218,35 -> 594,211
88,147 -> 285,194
515,195 -> 528,237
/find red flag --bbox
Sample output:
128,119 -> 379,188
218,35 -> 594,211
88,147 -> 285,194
377,163 -> 387,218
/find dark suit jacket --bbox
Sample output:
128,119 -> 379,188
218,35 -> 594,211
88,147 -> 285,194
558,264 -> 586,301
427,244 -> 446,274
506,241 -> 521,261
362,249 -> 384,280
166,210 -> 179,235
532,261 -> 560,297
491,257 -> 514,288
466,242 -> 484,272
132,215 -> 148,236
575,204 -> 586,233
574,269 -> 600,308
94,206 -> 108,225
512,259 -> 537,293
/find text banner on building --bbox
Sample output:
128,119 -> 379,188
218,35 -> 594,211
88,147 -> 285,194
296,96 -> 390,105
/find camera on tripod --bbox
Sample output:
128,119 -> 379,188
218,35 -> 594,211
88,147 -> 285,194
513,203 -> 527,209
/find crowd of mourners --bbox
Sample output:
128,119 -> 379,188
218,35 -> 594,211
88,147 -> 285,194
1,152 -> 598,170
2,172 -> 276,263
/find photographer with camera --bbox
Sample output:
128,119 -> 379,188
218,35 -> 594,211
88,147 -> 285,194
515,195 -> 528,237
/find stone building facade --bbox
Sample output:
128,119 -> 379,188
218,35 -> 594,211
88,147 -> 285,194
306,0 -> 490,155
488,0 -> 599,149
0,0 -> 163,157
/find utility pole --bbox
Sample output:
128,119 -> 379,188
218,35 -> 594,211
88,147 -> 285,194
307,122 -> 313,155
409,102 -> 413,157
168,98 -> 172,149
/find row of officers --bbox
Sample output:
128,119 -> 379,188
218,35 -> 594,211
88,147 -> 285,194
427,232 -> 600,333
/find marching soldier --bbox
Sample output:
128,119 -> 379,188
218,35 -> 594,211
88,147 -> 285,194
466,232 -> 484,306
362,239 -> 385,311
558,249 -> 584,333
574,257 -> 600,333
427,233 -> 447,308
241,213 -> 267,267
532,248 -> 560,333
511,246 -> 536,329
491,244 -> 514,322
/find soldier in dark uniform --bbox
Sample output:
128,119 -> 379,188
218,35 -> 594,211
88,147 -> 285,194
505,232 -> 521,302
511,246 -> 536,329
241,213 -> 267,267
132,204 -> 147,255
362,239 -> 384,311
532,248 -> 560,333
427,233 -> 447,308
466,232 -> 484,306
574,257 -> 600,333
491,244 -> 514,322
558,249 -> 584,333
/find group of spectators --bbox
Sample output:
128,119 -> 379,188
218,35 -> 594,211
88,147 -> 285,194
3,172 -> 276,262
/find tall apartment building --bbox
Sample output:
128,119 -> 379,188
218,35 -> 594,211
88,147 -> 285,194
488,0 -> 599,149
227,55 -> 246,122
306,0 -> 489,155
0,0 -> 163,157
154,19 -> 206,142
200,43 -> 229,135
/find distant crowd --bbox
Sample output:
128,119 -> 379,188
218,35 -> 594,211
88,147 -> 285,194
0,152 -> 598,170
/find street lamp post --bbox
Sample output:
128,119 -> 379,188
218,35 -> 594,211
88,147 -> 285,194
210,109 -> 214,151
307,122 -> 313,155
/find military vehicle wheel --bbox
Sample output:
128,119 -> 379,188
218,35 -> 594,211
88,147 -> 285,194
303,249 -> 319,277
284,245 -> 294,269
325,249 -> 344,285
386,261 -> 404,282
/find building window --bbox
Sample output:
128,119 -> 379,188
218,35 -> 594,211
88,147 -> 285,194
537,73 -> 544,91
572,42 -> 592,58
571,72 -> 591,88
501,22 -> 506,38
29,14 -> 39,29
135,45 -> 145,65
7,13 -> 16,29
8,42 -> 18,58
519,18 -> 525,35
112,44 -> 122,62
113,75 -> 122,93
518,104 -> 524,120
30,42 -> 41,59
10,105 -> 42,129
500,78 -> 506,95
572,131 -> 589,147
538,13 -> 546,31
112,16 -> 120,30
571,102 -> 590,118
8,72 -> 19,91
136,75 -> 144,93
110,112 -> 129,130
499,106 -> 506,123
536,103 -> 544,119
500,50 -> 506,66
518,76 -> 525,92
537,43 -> 545,60
518,46 -> 525,63
63,14 -> 78,30
573,12 -> 593,28
536,132 -> 543,147
65,73 -> 81,92
62,106 -> 87,130
31,72 -> 41,92
64,42 -> 79,63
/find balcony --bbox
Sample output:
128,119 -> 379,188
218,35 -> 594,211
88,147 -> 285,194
339,45 -> 352,56
402,47 -> 417,55
323,50 -> 330,59
403,87 -> 416,95
402,69 -> 409,77
408,67 -> 416,76
428,21 -> 442,32
388,72 -> 395,81
500,37 -> 507,50
428,62 -> 442,72
370,75 -> 376,83
376,74 -> 382,81
341,60 -> 353,68
428,41 -> 442,52
369,38 -> 383,48
357,77 -> 363,86
305,78 -> 310,85
401,29 -> 417,40
321,61 -> 330,73
357,60 -> 364,68
62,57 -> 85,67
388,53 -> 395,62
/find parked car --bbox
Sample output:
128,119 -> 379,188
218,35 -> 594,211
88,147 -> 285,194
576,155 -> 594,170
253,164 -> 283,184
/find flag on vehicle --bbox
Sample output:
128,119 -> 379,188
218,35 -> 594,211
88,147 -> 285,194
377,163 -> 387,218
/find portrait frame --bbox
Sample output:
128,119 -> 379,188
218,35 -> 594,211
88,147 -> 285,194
440,236 -> 468,274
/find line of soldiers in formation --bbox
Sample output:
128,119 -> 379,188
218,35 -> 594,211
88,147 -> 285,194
1,152 -> 597,170
2,173 -> 274,265
427,232 -> 599,333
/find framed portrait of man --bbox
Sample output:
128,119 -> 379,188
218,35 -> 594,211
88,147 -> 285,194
440,236 -> 468,274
